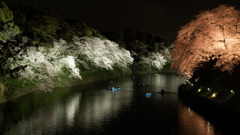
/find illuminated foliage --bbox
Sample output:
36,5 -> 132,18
106,29 -> 172,71
0,1 -> 20,42
0,2 -> 133,92
171,5 -> 240,76
0,2 -> 27,81
138,52 -> 168,70
5,37 -> 133,91
71,37 -> 134,70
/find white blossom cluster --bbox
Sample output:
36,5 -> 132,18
7,37 -> 133,91
71,37 -> 133,70
139,52 -> 168,70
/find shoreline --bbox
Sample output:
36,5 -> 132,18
0,68 -> 132,104
132,69 -> 177,75
178,83 -> 240,122
0,69 -> 176,104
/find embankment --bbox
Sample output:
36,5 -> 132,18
0,67 -> 132,103
178,83 -> 240,123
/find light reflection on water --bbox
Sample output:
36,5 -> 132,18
66,94 -> 81,127
0,73 -> 233,135
136,73 -> 183,92
175,101 -> 216,135
3,76 -> 134,135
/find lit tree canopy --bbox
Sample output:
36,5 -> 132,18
0,1 -> 20,42
171,5 -> 240,76
5,37 -> 133,91
138,52 -> 167,70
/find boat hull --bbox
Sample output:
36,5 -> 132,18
106,87 -> 120,91
146,93 -> 152,97
112,88 -> 120,91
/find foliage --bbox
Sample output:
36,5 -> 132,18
3,37 -> 133,91
0,2 -> 28,83
103,30 -> 171,71
70,37 -> 133,70
0,1 -> 20,42
11,6 -> 60,43
0,2 -> 13,23
28,15 -> 60,44
6,44 -> 80,91
171,5 -> 240,76
0,1 -> 163,95
12,6 -> 104,45
0,35 -> 30,78
66,19 -> 104,39
0,1 -> 134,93
138,52 -> 168,70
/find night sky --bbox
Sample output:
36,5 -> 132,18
6,0 -> 240,41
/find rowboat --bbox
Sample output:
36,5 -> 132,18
146,92 -> 152,97
112,88 -> 120,91
106,87 -> 120,91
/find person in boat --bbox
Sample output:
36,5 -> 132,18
161,89 -> 165,94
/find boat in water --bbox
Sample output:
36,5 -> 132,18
160,89 -> 165,95
106,87 -> 120,91
146,92 -> 152,97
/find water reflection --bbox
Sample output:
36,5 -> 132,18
3,92 -> 83,135
135,73 -> 183,92
154,74 -> 167,89
78,90 -> 133,132
3,76 -> 134,135
176,101 -> 215,135
66,94 -> 81,127
1,73 -> 231,135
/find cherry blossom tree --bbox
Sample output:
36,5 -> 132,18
138,52 -> 167,70
171,5 -> 240,76
71,37 -> 133,70
0,2 -> 134,92
6,37 -> 133,91
7,45 -> 81,91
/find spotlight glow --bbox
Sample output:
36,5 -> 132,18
198,88 -> 202,92
211,93 -> 217,98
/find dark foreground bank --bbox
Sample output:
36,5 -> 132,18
178,83 -> 240,125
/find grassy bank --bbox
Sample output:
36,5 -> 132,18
0,67 -> 132,103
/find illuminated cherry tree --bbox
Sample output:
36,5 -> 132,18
0,1 -> 134,92
6,37 -> 133,91
139,52 -> 167,70
7,45 -> 81,91
71,37 -> 133,70
171,5 -> 240,76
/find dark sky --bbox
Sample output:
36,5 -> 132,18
5,0 -> 240,41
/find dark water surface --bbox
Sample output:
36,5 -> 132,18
0,74 -> 237,135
